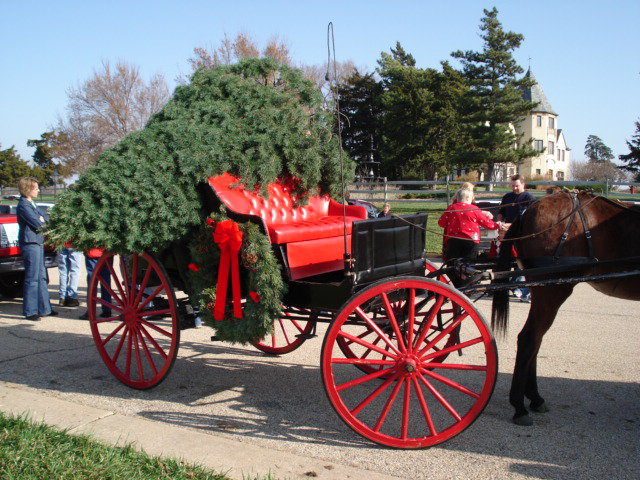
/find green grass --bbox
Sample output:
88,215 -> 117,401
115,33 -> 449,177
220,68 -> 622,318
0,412 -> 240,480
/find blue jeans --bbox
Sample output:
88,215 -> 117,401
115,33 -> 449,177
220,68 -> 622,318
58,247 -> 82,299
85,256 -> 112,314
21,243 -> 52,317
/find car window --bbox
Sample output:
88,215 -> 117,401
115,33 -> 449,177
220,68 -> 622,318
1,223 -> 19,248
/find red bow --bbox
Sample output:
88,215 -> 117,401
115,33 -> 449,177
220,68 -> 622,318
213,220 -> 244,321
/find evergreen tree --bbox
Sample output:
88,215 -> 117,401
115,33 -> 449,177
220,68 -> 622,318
451,7 -> 537,184
0,145 -> 33,187
377,45 -> 469,179
337,71 -> 383,171
585,134 -> 614,163
619,120 -> 640,180
27,132 -> 58,185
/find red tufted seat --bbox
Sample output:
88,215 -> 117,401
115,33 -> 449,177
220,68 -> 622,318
208,173 -> 367,279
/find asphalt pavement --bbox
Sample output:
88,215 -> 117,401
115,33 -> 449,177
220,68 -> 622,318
0,265 -> 638,480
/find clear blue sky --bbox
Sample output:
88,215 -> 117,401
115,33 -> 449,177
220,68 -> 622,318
2,0 -> 639,165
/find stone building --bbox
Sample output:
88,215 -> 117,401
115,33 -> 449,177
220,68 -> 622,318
515,69 -> 571,181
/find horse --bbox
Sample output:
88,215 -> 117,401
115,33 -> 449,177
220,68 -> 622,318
491,191 -> 640,426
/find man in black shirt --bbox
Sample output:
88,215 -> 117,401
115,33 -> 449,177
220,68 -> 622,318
497,174 -> 536,302
497,174 -> 536,224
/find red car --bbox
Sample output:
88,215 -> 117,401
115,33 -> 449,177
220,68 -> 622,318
0,211 -> 57,298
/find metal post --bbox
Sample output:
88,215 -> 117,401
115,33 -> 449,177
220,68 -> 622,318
446,175 -> 450,204
383,177 -> 388,203
605,177 -> 610,197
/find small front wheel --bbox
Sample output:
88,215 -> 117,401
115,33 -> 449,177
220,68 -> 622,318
253,306 -> 314,354
321,277 -> 497,449
88,252 -> 180,389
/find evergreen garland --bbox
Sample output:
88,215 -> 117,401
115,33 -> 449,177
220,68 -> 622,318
185,212 -> 285,344
47,58 -> 352,254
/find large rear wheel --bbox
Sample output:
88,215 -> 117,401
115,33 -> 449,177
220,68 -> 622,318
321,277 -> 497,448
88,252 -> 179,389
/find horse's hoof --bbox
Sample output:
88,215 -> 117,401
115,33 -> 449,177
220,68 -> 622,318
530,401 -> 549,413
513,414 -> 533,426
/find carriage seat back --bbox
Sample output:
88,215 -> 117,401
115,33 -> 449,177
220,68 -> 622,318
207,173 -> 368,280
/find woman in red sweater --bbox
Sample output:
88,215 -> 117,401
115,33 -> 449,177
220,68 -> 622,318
438,186 -> 501,262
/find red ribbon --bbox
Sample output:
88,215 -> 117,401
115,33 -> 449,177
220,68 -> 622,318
213,220 -> 244,321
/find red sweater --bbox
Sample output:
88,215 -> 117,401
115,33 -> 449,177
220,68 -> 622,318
438,202 -> 499,244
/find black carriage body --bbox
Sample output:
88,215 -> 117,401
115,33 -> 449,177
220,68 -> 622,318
283,213 -> 428,311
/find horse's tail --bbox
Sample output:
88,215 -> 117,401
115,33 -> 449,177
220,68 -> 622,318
491,219 -> 521,337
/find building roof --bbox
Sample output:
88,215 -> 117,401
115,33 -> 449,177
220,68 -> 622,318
521,69 -> 557,115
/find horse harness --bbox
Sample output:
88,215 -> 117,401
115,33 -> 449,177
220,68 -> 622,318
551,192 -> 597,263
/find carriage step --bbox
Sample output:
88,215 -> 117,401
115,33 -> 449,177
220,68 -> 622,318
295,333 -> 317,340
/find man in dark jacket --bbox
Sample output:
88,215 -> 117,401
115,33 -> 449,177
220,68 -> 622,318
17,177 -> 56,320
497,174 -> 536,302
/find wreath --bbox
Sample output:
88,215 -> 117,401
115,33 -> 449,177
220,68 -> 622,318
184,211 -> 285,344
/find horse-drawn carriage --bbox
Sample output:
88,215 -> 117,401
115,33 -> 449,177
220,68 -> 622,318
86,173 -> 498,449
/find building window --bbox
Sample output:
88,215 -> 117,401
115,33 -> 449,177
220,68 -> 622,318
557,149 -> 561,160
536,169 -> 541,175
534,140 -> 544,152
548,141 -> 555,155
549,117 -> 555,129
562,150 -> 565,161
557,171 -> 565,180
536,115 -> 542,127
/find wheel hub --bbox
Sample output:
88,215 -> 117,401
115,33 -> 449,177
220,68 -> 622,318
401,356 -> 420,375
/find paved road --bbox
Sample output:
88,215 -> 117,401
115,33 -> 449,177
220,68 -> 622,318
1,266 -> 638,480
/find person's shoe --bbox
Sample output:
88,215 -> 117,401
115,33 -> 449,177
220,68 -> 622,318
59,297 -> 66,306
100,310 -> 112,318
64,297 -> 80,307
25,314 -> 40,321
79,310 -> 89,320
47,310 -> 59,317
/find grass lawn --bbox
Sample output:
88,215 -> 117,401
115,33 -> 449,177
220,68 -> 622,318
0,412 -> 246,480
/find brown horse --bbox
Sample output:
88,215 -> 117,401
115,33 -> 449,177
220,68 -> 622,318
491,191 -> 640,426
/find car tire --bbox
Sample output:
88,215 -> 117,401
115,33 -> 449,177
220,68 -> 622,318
0,272 -> 24,298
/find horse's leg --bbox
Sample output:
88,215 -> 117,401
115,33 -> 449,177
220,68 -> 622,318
510,284 -> 574,426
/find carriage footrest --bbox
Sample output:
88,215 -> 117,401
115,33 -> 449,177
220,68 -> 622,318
295,332 -> 317,340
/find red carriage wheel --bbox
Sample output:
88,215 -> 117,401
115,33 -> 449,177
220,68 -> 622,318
321,277 -> 497,448
88,252 -> 180,389
253,306 -> 314,354
425,258 -> 450,284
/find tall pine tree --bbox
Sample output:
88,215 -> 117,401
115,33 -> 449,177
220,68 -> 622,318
451,7 -> 536,185
619,120 -> 640,180
377,44 -> 469,180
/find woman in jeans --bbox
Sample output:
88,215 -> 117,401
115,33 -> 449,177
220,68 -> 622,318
16,177 -> 57,321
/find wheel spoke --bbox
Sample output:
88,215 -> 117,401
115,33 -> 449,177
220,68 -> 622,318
337,329 -> 400,360
93,314 -> 121,324
132,328 -> 145,382
138,308 -> 171,318
137,326 -> 158,376
277,318 -> 291,344
424,363 -> 487,372
138,284 -> 165,310
380,292 -> 406,352
119,259 -> 130,303
331,358 -> 396,366
138,323 -> 168,360
351,371 -> 402,416
105,259 -> 127,305
405,289 -> 416,352
373,376 -> 404,432
411,376 -> 437,436
421,337 -> 483,361
101,321 -> 126,346
139,319 -> 173,338
125,330 -> 133,378
417,311 -> 469,358
418,372 -> 462,422
413,294 -> 444,351
110,325 -> 129,364
133,263 -> 154,306
95,297 -> 123,313
336,366 -> 396,392
420,368 -> 480,399
401,377 -> 411,439
97,275 -> 125,308
290,318 -> 305,333
129,254 -> 139,302
354,306 -> 402,356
